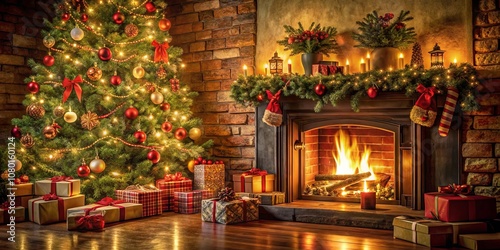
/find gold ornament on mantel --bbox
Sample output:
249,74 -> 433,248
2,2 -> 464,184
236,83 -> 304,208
81,111 -> 100,130
26,103 -> 45,119
20,133 -> 35,148
86,62 -> 102,81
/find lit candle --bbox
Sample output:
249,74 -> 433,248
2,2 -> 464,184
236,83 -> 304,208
366,52 -> 371,71
243,65 -> 248,77
453,58 -> 457,66
345,59 -> 350,74
360,180 -> 376,210
360,58 -> 366,73
264,64 -> 268,75
399,53 -> 404,69
288,59 -> 292,74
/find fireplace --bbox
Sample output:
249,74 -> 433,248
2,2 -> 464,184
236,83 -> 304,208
256,92 -> 462,210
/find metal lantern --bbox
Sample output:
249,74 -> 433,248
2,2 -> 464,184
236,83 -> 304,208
269,51 -> 283,74
428,43 -> 445,68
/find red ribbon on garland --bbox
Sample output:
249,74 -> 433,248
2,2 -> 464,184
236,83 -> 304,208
62,75 -> 83,103
163,172 -> 188,182
414,84 -> 436,110
152,40 -> 169,63
50,176 -> 74,196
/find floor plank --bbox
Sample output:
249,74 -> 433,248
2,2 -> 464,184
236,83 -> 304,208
1,213 -> 467,250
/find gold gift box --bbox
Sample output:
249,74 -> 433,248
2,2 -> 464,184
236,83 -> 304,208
28,194 -> 85,225
66,203 -> 143,224
459,233 -> 500,250
448,222 -> 488,245
194,164 -> 225,194
6,183 -> 33,196
232,174 -> 275,193
393,216 -> 452,247
1,206 -> 25,224
35,179 -> 80,197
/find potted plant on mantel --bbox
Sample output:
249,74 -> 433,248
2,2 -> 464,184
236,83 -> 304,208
352,10 -> 416,70
277,22 -> 339,76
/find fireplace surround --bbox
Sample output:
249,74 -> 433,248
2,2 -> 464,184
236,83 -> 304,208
256,92 -> 462,210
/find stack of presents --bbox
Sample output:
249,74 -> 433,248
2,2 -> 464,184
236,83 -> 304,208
393,184 -> 500,249
1,163 -> 285,231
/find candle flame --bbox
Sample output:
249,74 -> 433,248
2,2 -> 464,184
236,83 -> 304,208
346,59 -> 349,65
453,58 -> 457,64
360,58 -> 365,64
399,53 -> 404,58
243,65 -> 248,70
366,53 -> 370,58
288,59 -> 292,64
264,63 -> 268,69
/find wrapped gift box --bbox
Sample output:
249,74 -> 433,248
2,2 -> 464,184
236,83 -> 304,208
424,192 -> 497,222
236,192 -> 285,205
312,64 -> 344,75
194,164 -> 225,195
28,194 -> 85,225
156,178 -> 192,212
459,233 -> 500,250
115,188 -> 162,217
392,216 -> 452,247
201,197 -> 259,224
174,191 -> 202,214
14,195 -> 36,208
232,173 -> 275,193
67,210 -> 105,231
6,183 -> 33,196
448,222 -> 488,245
1,206 -> 25,224
35,177 -> 80,197
199,190 -> 215,200
66,201 -> 143,224
159,192 -> 174,212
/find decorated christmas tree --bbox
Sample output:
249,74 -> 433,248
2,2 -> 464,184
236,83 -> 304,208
5,0 -> 211,203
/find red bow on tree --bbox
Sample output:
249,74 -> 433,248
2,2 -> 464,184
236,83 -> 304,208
42,193 -> 59,201
96,197 -> 124,206
152,40 -> 169,63
62,75 -> 83,103
414,84 -> 436,110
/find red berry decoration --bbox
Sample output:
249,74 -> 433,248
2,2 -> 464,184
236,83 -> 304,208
43,54 -> 55,67
169,78 -> 179,92
174,127 -> 187,140
19,174 -> 29,183
98,47 -> 112,61
314,82 -> 326,96
134,130 -> 147,143
202,160 -> 207,164
197,156 -> 203,162
26,80 -> 40,94
257,94 -> 264,102
113,10 -> 125,24
207,160 -> 213,165
160,102 -> 170,111
147,150 -> 161,164
193,160 -> 199,165
161,121 -> 173,132
81,13 -> 88,22
11,126 -> 21,138
367,86 -> 378,98
110,74 -> 122,86
158,18 -> 171,31
125,106 -> 139,120
145,1 -> 156,12
62,12 -> 70,21
14,178 -> 21,184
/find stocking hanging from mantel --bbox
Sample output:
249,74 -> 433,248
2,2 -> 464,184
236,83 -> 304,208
410,84 -> 437,127
262,90 -> 282,127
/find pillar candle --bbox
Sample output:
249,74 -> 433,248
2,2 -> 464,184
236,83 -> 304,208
345,59 -> 350,75
288,59 -> 292,74
360,191 -> 376,210
360,58 -> 366,73
366,52 -> 371,71
243,65 -> 248,77
398,53 -> 404,70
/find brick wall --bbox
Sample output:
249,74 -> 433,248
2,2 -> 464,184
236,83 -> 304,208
0,0 -> 52,138
165,0 -> 257,183
466,0 -> 500,213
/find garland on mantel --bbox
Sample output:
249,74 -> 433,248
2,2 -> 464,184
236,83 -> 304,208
230,63 -> 480,113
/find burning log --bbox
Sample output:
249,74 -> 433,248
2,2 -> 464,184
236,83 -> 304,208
315,172 -> 372,191
314,172 -> 371,181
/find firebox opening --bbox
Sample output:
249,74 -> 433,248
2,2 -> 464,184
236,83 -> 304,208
302,125 -> 399,203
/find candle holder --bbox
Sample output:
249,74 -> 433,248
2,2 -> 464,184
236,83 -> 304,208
360,191 -> 376,210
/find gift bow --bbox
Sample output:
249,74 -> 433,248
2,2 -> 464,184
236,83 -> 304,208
50,175 -> 73,182
125,184 -> 158,191
164,172 -> 188,181
96,196 -> 124,206
42,193 -> 60,201
243,168 -> 267,176
62,75 -> 83,103
415,84 -> 436,110
76,213 -> 105,230
152,40 -> 169,63
217,187 -> 236,202
265,90 -> 282,114
439,183 -> 471,195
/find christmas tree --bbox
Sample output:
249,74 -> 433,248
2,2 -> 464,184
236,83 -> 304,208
410,42 -> 424,68
5,0 -> 211,203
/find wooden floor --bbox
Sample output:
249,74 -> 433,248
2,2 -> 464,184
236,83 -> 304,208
1,213 -> 468,250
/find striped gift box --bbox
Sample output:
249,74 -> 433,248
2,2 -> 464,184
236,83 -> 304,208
115,189 -> 162,217
173,191 -> 202,214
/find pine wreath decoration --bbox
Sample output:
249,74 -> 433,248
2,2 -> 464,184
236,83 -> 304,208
411,42 -> 424,68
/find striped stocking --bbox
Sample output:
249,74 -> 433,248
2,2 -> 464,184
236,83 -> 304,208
438,87 -> 459,137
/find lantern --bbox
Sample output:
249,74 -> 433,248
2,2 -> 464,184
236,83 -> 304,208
428,43 -> 445,68
268,51 -> 283,74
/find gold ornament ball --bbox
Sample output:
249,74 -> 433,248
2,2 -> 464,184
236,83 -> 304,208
14,159 -> 22,171
133,65 -> 145,78
89,157 -> 106,173
125,24 -> 139,37
1,170 -> 8,180
187,160 -> 195,173
26,103 -> 45,119
64,110 -> 78,123
86,65 -> 103,81
188,127 -> 202,140
43,35 -> 55,48
20,133 -> 35,148
150,91 -> 164,105
43,125 -> 57,139
70,26 -> 85,41
53,105 -> 65,117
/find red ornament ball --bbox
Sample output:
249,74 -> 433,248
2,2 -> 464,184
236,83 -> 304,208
43,55 -> 55,67
77,163 -> 91,177
62,12 -> 70,21
81,13 -> 88,22
27,81 -> 40,94
147,150 -> 161,164
125,107 -> 139,120
367,86 -> 378,98
161,121 -> 173,132
134,130 -> 147,143
160,102 -> 170,111
207,160 -> 213,165
145,2 -> 156,12
257,94 -> 264,102
174,127 -> 187,140
98,47 -> 112,61
113,10 -> 125,24
14,178 -> 21,184
19,174 -> 29,183
110,74 -> 122,86
11,126 -> 21,138
314,83 -> 326,96
158,18 -> 171,31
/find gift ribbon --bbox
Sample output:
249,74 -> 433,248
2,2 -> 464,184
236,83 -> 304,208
152,40 -> 169,63
76,213 -> 105,230
31,194 -> 64,222
439,183 -> 471,195
414,84 -> 436,110
164,172 -> 188,181
90,197 -> 126,221
62,75 -> 83,103
50,176 -> 74,196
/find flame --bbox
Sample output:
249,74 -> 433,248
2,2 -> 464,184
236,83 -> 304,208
332,129 -> 375,180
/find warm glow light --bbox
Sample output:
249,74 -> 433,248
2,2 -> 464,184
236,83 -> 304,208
65,55 -> 70,59
181,64 -> 185,68
102,130 -> 108,136
148,114 -> 153,120
346,59 -> 349,65
332,129 -> 375,180
105,96 -> 111,101
288,59 -> 292,64
264,63 -> 268,69
111,172 -> 121,177
155,132 -> 161,137
360,58 -> 365,64
399,53 -> 404,59
49,155 -> 53,159
366,53 -> 370,59
39,99 -> 44,104
341,187 -> 347,196
243,65 -> 248,70
363,180 -> 368,192
453,58 -> 457,64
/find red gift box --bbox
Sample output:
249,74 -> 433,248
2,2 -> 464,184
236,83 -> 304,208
424,192 -> 497,222
156,175 -> 192,212
115,188 -> 162,217
173,191 -> 202,214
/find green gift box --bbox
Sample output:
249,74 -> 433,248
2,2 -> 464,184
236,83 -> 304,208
201,198 -> 259,225
458,233 -> 500,250
393,216 -> 452,247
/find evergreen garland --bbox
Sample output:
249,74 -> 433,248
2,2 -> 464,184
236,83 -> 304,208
230,63 -> 480,113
